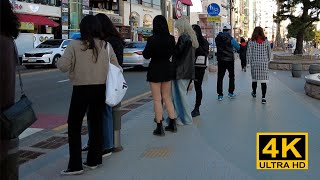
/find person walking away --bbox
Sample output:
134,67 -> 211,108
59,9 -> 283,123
239,37 -> 248,71
215,23 -> 240,101
82,13 -> 125,157
172,18 -> 199,125
0,1 -> 20,179
191,24 -> 209,117
247,27 -> 271,104
143,15 -> 177,136
57,15 -> 120,175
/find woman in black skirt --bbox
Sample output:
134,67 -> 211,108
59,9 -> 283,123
143,15 -> 177,136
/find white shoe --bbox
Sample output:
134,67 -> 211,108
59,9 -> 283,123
60,169 -> 84,175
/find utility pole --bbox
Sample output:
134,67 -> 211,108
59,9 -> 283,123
230,0 -> 233,36
161,0 -> 167,18
129,0 -> 133,41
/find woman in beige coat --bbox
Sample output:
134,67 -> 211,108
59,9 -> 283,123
57,15 -> 119,175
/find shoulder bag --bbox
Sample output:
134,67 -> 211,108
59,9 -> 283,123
0,42 -> 37,139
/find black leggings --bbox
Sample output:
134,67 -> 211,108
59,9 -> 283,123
194,67 -> 206,108
252,82 -> 267,98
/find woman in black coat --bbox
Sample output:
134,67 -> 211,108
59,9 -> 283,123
191,24 -> 209,117
143,15 -> 177,136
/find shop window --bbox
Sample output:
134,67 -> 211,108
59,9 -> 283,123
142,0 -> 152,7
153,0 -> 160,9
132,0 -> 142,4
90,0 -> 118,11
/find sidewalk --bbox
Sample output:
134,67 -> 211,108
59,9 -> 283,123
20,60 -> 320,180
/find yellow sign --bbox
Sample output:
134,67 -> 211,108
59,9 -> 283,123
19,22 -> 34,30
168,17 -> 173,33
207,16 -> 221,22
256,132 -> 308,170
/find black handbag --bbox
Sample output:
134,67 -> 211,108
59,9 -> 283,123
0,42 -> 37,139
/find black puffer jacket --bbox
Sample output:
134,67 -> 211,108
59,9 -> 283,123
173,33 -> 195,80
215,32 -> 234,62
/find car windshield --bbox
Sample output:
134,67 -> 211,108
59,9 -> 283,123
37,40 -> 63,48
125,42 -> 146,49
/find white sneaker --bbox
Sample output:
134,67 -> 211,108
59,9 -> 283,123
83,162 -> 98,170
60,169 -> 84,175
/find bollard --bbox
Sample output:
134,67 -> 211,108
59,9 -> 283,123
0,137 -> 19,180
112,103 -> 123,152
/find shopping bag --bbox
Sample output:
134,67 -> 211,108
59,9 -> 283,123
105,43 -> 128,107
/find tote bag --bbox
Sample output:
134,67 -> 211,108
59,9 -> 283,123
105,43 -> 128,107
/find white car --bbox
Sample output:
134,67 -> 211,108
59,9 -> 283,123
123,42 -> 150,68
22,39 -> 72,69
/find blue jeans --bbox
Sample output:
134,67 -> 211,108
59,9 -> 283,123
87,105 -> 113,150
171,79 -> 193,125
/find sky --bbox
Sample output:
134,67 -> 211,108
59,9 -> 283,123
190,0 -> 203,12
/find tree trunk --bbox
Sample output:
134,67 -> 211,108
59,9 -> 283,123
294,30 -> 304,55
275,23 -> 282,47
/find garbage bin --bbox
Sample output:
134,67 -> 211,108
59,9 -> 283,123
0,137 -> 19,180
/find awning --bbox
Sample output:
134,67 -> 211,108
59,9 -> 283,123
182,0 -> 193,6
17,14 -> 59,27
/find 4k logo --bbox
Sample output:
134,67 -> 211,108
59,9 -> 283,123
256,132 -> 308,170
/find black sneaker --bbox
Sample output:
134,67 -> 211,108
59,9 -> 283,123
251,92 -> 256,98
60,169 -> 84,175
82,144 -> 89,152
262,98 -> 266,104
102,148 -> 113,158
83,162 -> 98,170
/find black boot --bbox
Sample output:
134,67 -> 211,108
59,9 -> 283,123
153,121 -> 165,136
191,107 -> 200,117
165,118 -> 177,133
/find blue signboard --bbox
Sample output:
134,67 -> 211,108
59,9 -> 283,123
207,3 -> 220,17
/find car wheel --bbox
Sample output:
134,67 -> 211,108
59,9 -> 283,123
51,55 -> 61,68
25,65 -> 35,69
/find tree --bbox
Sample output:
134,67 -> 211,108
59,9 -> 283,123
277,0 -> 320,54
287,23 -> 316,42
315,31 -> 320,45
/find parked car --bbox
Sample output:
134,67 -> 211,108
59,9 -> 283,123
22,39 -> 72,69
123,41 -> 150,68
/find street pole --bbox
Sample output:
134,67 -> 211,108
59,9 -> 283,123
230,0 -> 233,36
161,0 -> 167,18
129,0 -> 133,41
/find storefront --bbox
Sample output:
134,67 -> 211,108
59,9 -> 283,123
11,1 -> 61,39
61,0 -> 122,38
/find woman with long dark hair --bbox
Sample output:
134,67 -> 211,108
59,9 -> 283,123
82,13 -> 125,157
191,24 -> 209,117
57,15 -> 120,175
143,15 -> 176,136
0,0 -> 20,178
247,27 -> 271,104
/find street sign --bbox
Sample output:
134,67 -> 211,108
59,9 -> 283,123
207,16 -> 221,22
176,0 -> 183,19
207,3 -> 220,17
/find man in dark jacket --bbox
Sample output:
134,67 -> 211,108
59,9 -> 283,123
215,24 -> 240,101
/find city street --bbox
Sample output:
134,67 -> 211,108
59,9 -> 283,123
16,67 -> 150,131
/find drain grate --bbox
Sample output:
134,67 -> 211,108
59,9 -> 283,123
137,98 -> 153,103
142,147 -> 171,158
19,150 -> 44,165
123,103 -> 143,109
31,136 -> 68,149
